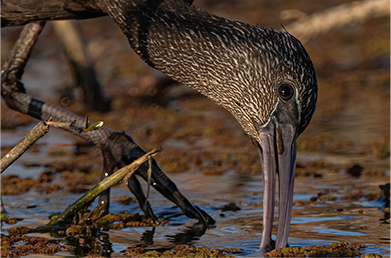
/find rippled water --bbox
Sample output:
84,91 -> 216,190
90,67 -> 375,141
1,125 -> 389,257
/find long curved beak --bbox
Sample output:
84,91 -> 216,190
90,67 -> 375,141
257,121 -> 297,251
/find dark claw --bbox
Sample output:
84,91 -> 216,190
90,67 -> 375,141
194,205 -> 216,226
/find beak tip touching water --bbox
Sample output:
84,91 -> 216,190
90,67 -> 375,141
257,123 -> 298,251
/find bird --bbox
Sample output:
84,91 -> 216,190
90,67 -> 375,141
1,0 -> 318,251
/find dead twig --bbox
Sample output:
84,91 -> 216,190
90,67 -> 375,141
1,121 -> 49,173
46,115 -> 103,133
47,147 -> 163,226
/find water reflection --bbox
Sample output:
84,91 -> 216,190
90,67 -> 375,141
166,225 -> 207,245
1,127 -> 390,256
140,227 -> 155,246
99,233 -> 114,257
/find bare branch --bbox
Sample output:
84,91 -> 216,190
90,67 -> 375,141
285,0 -> 390,42
1,121 -> 49,173
47,147 -> 163,226
1,0 -> 105,27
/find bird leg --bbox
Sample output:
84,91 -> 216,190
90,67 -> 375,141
1,21 -> 215,226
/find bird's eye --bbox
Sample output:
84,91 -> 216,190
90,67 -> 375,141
278,83 -> 294,100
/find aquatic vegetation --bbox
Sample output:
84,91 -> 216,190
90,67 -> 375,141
1,235 -> 73,258
124,245 -> 243,257
264,242 -> 380,258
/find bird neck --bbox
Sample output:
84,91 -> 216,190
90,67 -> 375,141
95,0 -> 265,106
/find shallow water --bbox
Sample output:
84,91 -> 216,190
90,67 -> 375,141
1,125 -> 389,257
1,0 -> 389,256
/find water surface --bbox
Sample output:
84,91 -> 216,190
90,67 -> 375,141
1,126 -> 389,257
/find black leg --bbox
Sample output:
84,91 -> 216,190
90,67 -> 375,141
100,132 -> 215,225
99,148 -> 118,216
126,175 -> 156,220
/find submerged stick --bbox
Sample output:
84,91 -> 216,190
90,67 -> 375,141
1,121 -> 49,173
47,147 -> 163,226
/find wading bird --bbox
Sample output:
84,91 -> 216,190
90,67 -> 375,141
1,0 -> 317,250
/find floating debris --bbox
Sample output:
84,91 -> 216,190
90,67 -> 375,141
347,164 -> 364,177
310,190 -> 338,202
221,202 -> 241,212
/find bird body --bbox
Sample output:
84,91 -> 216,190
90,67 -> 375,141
96,0 -> 316,140
1,0 -> 318,251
